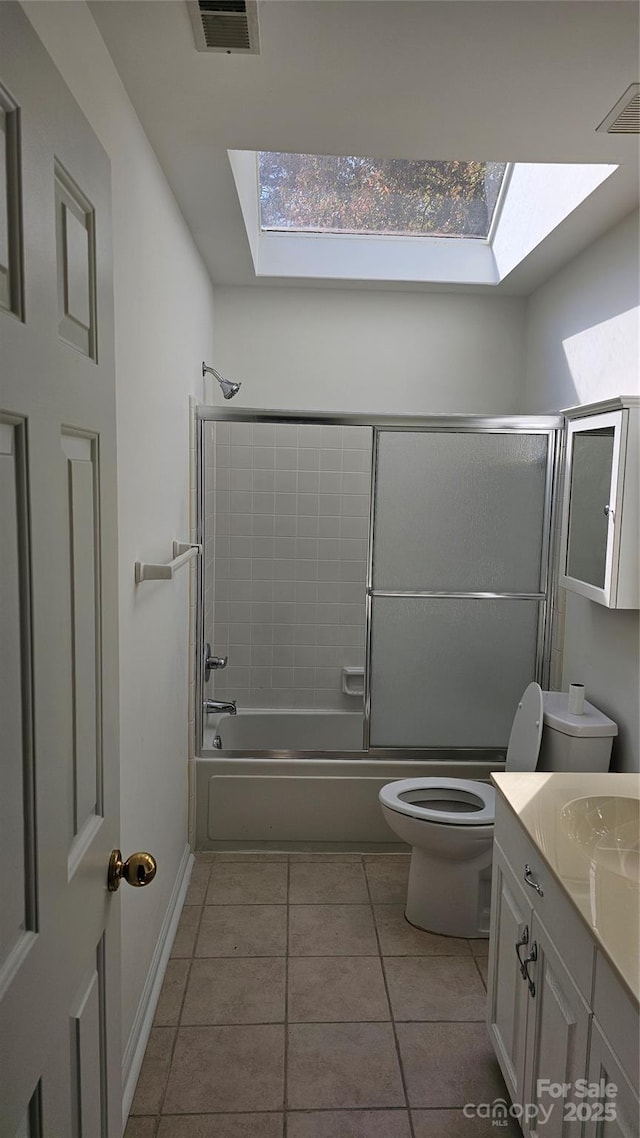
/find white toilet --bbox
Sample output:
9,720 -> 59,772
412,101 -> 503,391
379,683 -> 618,938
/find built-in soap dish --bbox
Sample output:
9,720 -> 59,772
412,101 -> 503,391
342,666 -> 365,696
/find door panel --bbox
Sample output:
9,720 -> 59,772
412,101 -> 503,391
584,1019 -> 640,1138
0,81 -> 23,318
61,431 -> 102,865
0,6 -> 119,1135
0,414 -> 36,981
486,843 -> 531,1104
523,915 -> 591,1138
70,945 -> 107,1138
55,162 -> 97,360
14,1087 -> 42,1138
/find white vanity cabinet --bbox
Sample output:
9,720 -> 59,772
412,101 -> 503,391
585,1020 -> 640,1137
487,844 -> 530,1103
559,397 -> 639,608
487,794 -> 640,1137
487,841 -> 592,1136
587,953 -> 640,1138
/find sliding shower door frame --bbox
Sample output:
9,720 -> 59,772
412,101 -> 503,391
363,424 -> 560,750
196,406 -> 562,761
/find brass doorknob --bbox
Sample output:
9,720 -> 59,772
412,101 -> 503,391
108,849 -> 157,892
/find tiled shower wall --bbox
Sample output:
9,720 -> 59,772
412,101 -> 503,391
204,421 -> 372,710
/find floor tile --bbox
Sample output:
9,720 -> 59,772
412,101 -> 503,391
185,862 -> 211,905
163,1025 -> 285,1113
289,905 -> 378,956
287,1110 -> 411,1137
171,906 -> 201,958
287,1022 -> 405,1109
384,957 -> 487,1020
476,958 -> 489,988
374,906 -> 471,956
125,1120 -> 157,1138
196,905 -> 286,957
154,959 -> 190,1026
130,1027 -> 175,1115
206,863 -> 287,905
412,1109 -> 521,1136
364,857 -> 410,903
396,1023 -> 506,1108
289,863 -> 369,903
288,957 -> 389,1022
135,849 -> 506,1138
181,957 -> 286,1024
157,1115 -> 283,1137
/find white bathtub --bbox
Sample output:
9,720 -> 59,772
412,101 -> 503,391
203,709 -> 364,753
197,709 -> 500,850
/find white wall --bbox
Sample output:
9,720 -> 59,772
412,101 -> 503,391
22,0 -> 215,1066
211,286 -> 526,413
523,211 -> 639,413
523,212 -> 640,772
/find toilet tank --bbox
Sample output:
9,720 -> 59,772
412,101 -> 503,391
538,692 -> 617,772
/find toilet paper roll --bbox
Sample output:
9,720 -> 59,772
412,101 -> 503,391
568,683 -> 585,715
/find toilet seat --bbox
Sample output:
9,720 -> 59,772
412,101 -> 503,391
379,683 -> 544,830
379,777 -> 496,826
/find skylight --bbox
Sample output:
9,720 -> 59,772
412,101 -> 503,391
258,152 -> 508,240
229,149 -> 618,286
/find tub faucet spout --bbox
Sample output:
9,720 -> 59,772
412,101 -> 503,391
204,699 -> 237,716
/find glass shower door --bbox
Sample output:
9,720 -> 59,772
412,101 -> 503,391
368,430 -> 552,749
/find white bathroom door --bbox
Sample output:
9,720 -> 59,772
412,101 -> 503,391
0,6 -> 122,1135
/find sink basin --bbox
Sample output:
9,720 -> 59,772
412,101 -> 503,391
592,820 -> 640,882
562,796 -> 640,882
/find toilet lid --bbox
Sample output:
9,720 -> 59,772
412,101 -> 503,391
379,778 -> 496,826
504,681 -> 544,772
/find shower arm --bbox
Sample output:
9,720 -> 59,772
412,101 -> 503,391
202,363 -> 225,384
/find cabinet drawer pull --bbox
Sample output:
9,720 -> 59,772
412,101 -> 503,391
524,864 -> 544,896
515,926 -> 530,976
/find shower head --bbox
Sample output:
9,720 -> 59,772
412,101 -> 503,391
202,362 -> 242,400
219,377 -> 241,400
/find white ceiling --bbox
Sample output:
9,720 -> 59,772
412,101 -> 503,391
90,0 -> 639,295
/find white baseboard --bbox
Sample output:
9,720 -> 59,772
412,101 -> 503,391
121,842 -> 194,1128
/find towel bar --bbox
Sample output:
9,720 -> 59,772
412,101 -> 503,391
134,541 -> 202,583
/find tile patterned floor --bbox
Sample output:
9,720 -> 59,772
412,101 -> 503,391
126,854 -> 520,1138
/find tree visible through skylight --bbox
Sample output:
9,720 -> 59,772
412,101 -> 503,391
259,153 -> 507,239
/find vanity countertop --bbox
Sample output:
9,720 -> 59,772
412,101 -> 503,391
492,772 -> 640,1004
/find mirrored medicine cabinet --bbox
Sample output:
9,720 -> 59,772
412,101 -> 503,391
560,396 -> 639,608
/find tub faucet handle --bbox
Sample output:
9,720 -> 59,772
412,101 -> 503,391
204,643 -> 228,682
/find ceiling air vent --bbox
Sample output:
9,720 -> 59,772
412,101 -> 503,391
188,0 -> 259,54
596,83 -> 640,134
